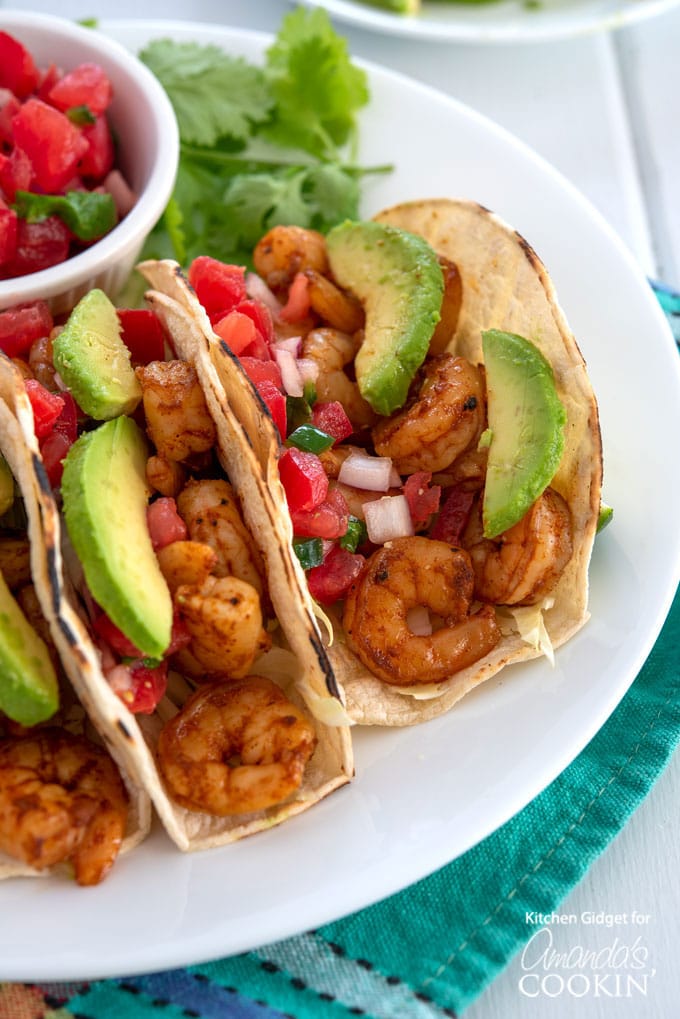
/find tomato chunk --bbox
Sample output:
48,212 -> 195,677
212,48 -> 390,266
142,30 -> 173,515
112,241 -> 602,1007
0,300 -> 53,357
24,378 -> 64,439
147,497 -> 188,551
429,486 -> 475,544
47,63 -> 112,116
233,299 -> 275,348
78,114 -> 114,180
214,310 -> 257,356
0,146 -> 33,202
121,659 -> 168,714
117,309 -> 166,365
311,401 -> 354,445
255,378 -> 286,438
1,216 -> 71,278
307,545 -> 365,605
93,612 -> 143,658
279,447 -> 328,513
11,98 -> 88,192
188,257 -> 247,321
240,356 -> 282,390
0,31 -> 39,99
403,472 -> 441,525
291,487 -> 349,540
0,203 -> 18,268
279,272 -> 311,323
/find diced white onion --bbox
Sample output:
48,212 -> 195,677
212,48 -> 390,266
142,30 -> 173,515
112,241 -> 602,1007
364,494 -> 415,545
245,272 -> 282,313
338,450 -> 394,492
297,357 -> 320,385
389,465 -> 402,487
406,605 -> 432,636
274,336 -> 302,357
103,169 -> 136,218
275,347 -> 304,397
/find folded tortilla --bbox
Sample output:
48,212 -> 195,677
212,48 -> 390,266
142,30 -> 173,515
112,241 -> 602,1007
3,302 -> 352,852
139,197 -> 603,727
0,354 -> 151,878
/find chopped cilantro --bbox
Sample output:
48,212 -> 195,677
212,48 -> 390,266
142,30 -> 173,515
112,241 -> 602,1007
12,190 -> 117,241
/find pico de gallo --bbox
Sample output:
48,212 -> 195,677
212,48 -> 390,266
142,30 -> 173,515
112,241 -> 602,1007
0,29 -> 135,279
184,245 -> 477,615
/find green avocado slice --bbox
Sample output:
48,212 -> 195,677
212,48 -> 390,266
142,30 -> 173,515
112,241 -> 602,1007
61,416 -> 173,659
0,570 -> 59,726
326,220 -> 444,416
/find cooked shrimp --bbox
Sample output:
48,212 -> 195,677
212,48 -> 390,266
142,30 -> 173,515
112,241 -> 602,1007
176,575 -> 270,677
136,360 -> 216,463
343,536 -> 501,685
0,728 -> 128,885
253,225 -> 329,291
176,478 -> 266,596
301,329 -> 377,430
432,448 -> 489,493
462,488 -> 573,606
156,540 -> 218,594
0,536 -> 32,590
157,676 -> 317,815
372,354 -> 486,475
304,270 -> 364,334
428,256 -> 463,356
146,454 -> 187,498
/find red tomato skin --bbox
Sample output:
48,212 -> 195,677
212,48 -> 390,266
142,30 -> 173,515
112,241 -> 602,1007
279,272 -> 311,323
403,471 -> 442,525
307,545 -> 365,605
93,612 -> 143,658
39,429 -> 72,489
188,257 -> 247,321
213,310 -> 256,356
24,378 -> 65,438
429,486 -> 475,545
124,660 -> 168,714
240,356 -> 282,390
78,114 -> 114,181
146,497 -> 188,551
0,216 -> 71,278
279,448 -> 329,513
290,487 -> 349,540
47,63 -> 113,116
0,31 -> 39,99
0,300 -> 53,357
0,204 -> 18,268
116,309 -> 166,365
233,299 -> 275,348
36,63 -> 61,102
11,98 -> 88,192
0,146 -> 33,202
255,378 -> 287,438
0,94 -> 21,147
310,401 -> 354,445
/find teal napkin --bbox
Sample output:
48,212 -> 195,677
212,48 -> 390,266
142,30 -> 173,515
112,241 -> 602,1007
4,284 -> 679,1019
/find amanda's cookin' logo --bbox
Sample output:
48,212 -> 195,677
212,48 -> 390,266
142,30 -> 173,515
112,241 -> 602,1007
518,914 -> 656,999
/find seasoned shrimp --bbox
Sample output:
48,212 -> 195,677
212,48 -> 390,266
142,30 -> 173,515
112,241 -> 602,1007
301,329 -> 378,430
304,270 -> 364,334
176,575 -> 270,677
156,540 -> 218,594
428,256 -> 463,356
372,354 -> 486,474
253,225 -> 329,291
177,478 -> 266,596
146,454 -> 186,498
157,676 -> 317,815
0,536 -> 32,590
462,488 -> 573,606
136,360 -> 216,463
0,728 -> 128,885
343,536 -> 501,686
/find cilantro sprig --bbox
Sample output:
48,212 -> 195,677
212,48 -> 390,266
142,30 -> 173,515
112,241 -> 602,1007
139,8 -> 390,267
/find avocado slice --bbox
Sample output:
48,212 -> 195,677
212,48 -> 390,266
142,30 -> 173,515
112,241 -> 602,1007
53,288 -> 142,421
0,570 -> 59,725
326,220 -> 444,416
482,329 -> 566,539
61,416 -> 173,659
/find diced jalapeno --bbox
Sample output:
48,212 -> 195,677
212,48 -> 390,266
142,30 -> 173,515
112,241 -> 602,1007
339,515 -> 367,553
293,536 -> 325,570
287,423 -> 335,454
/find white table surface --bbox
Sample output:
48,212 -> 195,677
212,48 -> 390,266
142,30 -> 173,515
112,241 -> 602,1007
6,1 -> 680,1014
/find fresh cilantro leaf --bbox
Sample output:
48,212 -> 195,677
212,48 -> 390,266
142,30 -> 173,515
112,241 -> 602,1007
300,163 -> 361,230
13,190 -> 116,241
66,105 -> 96,126
263,8 -> 369,160
140,39 -> 273,147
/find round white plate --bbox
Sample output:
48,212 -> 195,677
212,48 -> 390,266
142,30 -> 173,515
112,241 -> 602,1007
298,0 -> 680,42
2,19 -> 679,982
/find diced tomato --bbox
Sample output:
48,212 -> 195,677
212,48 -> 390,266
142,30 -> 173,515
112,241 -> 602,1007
307,545 -> 365,605
255,378 -> 287,438
50,391 -> 78,442
291,487 -> 349,540
147,497 -> 188,551
39,429 -> 72,489
311,401 -> 354,445
93,612 -> 143,658
429,486 -> 475,544
1,216 -> 71,278
121,659 -> 168,714
47,63 -> 112,116
0,93 -> 21,147
0,146 -> 33,202
233,299 -> 275,348
117,309 -> 166,365
0,300 -> 53,357
0,204 -> 18,268
11,98 -> 88,192
24,378 -> 64,439
36,63 -> 61,102
279,447 -> 329,513
240,356 -> 282,390
213,310 -> 257,356
167,610 -> 192,656
78,114 -> 114,181
403,472 -> 442,526
0,31 -> 39,99
188,257 -> 247,321
279,272 -> 311,323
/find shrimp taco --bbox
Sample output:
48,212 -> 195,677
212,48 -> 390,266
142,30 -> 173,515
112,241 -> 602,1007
0,353 -> 150,883
0,288 -> 352,853
138,196 -> 602,727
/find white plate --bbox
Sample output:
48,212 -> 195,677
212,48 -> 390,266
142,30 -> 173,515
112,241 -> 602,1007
2,19 -> 680,982
298,0 -> 680,42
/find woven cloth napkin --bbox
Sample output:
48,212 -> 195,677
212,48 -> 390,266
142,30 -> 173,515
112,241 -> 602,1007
2,284 -> 679,1019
